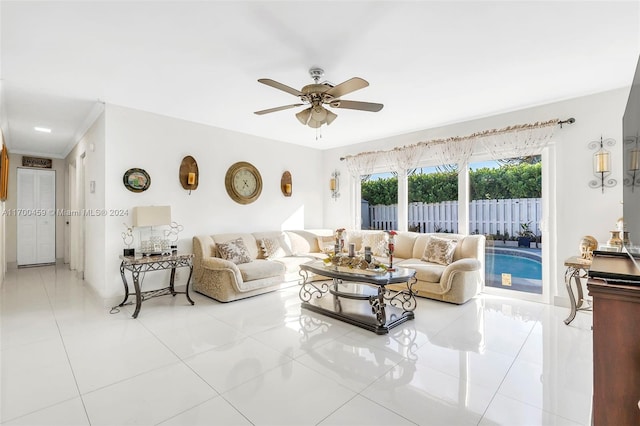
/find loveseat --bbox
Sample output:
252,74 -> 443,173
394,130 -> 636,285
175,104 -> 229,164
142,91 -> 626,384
192,230 -> 485,304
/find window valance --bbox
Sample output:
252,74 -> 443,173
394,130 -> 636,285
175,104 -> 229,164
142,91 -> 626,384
342,118 -> 559,175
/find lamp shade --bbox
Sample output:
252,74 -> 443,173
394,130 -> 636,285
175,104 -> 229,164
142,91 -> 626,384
325,110 -> 337,125
132,206 -> 171,227
630,149 -> 640,171
296,108 -> 311,125
594,151 -> 610,173
311,105 -> 327,122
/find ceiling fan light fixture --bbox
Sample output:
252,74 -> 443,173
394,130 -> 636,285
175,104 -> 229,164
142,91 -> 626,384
296,108 -> 311,125
307,118 -> 322,128
311,105 -> 327,122
325,110 -> 337,125
256,68 -> 383,135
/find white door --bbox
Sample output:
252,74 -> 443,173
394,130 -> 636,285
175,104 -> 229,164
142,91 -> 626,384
17,168 -> 56,266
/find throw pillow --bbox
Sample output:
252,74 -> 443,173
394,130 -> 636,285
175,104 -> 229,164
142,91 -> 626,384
260,237 -> 287,260
421,236 -> 458,266
216,238 -> 252,265
317,235 -> 335,252
362,232 -> 388,257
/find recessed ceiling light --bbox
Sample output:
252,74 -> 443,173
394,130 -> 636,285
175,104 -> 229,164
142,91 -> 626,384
34,126 -> 51,133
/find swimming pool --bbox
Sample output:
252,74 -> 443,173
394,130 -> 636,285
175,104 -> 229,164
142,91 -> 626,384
484,248 -> 542,293
486,253 -> 542,279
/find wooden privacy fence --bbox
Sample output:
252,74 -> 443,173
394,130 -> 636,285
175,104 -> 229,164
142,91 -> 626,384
365,198 -> 542,236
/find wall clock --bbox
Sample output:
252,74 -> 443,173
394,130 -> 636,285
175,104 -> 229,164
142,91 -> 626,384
225,161 -> 262,204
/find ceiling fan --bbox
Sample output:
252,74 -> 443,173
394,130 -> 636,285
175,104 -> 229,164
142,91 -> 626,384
254,67 -> 383,128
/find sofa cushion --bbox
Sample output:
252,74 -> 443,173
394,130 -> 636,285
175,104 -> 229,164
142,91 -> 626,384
394,232 -> 418,260
252,231 -> 293,258
422,235 -> 458,265
362,232 -> 388,256
397,259 -> 446,283
217,238 -> 252,265
316,235 -> 335,253
413,233 -> 461,260
213,233 -> 259,259
285,230 -> 330,254
237,260 -> 284,281
259,237 -> 287,259
274,256 -> 316,274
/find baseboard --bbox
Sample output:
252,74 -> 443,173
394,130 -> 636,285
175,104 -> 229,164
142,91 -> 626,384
553,295 -> 570,308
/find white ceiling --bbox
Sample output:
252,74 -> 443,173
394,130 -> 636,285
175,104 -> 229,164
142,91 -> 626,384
2,1 -> 639,158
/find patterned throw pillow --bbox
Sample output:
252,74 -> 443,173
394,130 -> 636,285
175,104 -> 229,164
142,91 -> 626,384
216,238 -> 252,265
362,232 -> 388,257
421,236 -> 458,266
260,237 -> 287,259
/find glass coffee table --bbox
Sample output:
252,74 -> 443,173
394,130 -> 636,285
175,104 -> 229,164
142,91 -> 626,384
299,261 -> 417,334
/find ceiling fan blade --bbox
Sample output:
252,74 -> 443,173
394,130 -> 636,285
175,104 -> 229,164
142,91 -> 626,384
254,104 -> 303,115
258,78 -> 303,97
325,77 -> 369,98
329,100 -> 383,112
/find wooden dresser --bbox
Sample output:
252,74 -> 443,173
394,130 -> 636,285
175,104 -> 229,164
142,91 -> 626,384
587,276 -> 640,425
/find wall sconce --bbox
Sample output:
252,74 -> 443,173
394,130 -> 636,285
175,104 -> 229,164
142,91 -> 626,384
281,171 -> 292,197
179,156 -> 199,195
624,136 -> 640,191
330,170 -> 340,200
588,136 -> 617,193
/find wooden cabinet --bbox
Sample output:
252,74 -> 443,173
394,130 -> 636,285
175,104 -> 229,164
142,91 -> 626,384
587,278 -> 640,426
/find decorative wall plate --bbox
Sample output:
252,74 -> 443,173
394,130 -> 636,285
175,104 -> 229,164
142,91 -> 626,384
225,161 -> 262,204
123,168 -> 150,192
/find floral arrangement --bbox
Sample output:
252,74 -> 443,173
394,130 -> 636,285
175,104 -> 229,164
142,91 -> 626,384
323,252 -> 388,271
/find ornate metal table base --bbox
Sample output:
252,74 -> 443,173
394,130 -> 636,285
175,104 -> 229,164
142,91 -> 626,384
564,256 -> 592,325
298,263 -> 417,335
119,253 -> 195,318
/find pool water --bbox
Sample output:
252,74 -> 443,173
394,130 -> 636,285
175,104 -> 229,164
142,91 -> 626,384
486,253 -> 541,280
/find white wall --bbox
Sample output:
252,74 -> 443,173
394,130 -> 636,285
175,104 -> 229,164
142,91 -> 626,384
95,104 -> 324,301
65,112 -> 106,294
322,88 -> 629,305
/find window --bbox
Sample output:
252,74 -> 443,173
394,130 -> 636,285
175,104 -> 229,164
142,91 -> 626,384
407,166 -> 458,233
361,171 -> 398,230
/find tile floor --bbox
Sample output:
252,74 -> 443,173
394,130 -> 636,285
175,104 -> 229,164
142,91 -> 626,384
0,265 -> 593,425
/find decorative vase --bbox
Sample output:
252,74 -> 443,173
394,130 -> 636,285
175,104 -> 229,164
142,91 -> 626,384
607,230 -> 623,248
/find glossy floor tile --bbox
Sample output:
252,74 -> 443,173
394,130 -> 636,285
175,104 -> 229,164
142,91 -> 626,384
0,264 -> 594,425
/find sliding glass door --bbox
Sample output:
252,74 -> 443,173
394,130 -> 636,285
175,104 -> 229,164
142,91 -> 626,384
468,156 -> 543,295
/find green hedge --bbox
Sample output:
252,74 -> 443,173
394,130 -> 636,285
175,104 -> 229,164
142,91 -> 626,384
361,163 -> 541,205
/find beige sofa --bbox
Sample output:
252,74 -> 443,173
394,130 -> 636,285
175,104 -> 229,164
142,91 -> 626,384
192,230 -> 485,304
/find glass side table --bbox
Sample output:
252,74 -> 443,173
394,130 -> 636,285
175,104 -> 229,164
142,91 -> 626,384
564,256 -> 592,325
118,253 -> 195,318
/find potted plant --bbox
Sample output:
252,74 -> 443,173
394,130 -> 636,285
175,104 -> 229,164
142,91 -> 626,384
518,222 -> 535,247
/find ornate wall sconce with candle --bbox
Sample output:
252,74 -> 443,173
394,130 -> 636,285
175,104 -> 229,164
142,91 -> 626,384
179,155 -> 199,195
281,171 -> 292,197
330,170 -> 340,200
588,136 -> 617,192
624,136 -> 640,191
